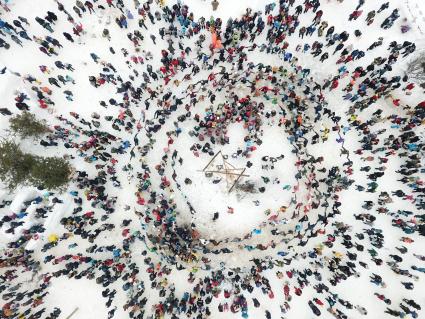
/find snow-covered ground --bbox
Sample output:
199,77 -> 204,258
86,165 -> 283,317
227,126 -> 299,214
0,0 -> 425,318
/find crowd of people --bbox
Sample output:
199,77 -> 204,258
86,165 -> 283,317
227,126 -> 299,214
0,0 -> 424,318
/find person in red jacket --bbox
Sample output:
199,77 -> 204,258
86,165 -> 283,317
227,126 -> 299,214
404,83 -> 415,91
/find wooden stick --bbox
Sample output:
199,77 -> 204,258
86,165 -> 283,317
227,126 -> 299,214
203,170 -> 249,177
202,151 -> 221,171
65,308 -> 79,319
222,153 -> 230,189
225,160 -> 237,169
228,168 -> 246,194
198,167 -> 244,172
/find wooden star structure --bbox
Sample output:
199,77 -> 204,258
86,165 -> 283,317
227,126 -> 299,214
199,151 -> 249,193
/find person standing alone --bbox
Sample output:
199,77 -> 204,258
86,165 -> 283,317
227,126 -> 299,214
212,0 -> 219,11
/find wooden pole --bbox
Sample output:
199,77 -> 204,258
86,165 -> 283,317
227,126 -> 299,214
202,151 -> 221,171
198,167 -> 245,172
225,160 -> 237,169
202,170 -> 249,177
228,168 -> 246,194
65,307 -> 79,319
221,152 -> 230,189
